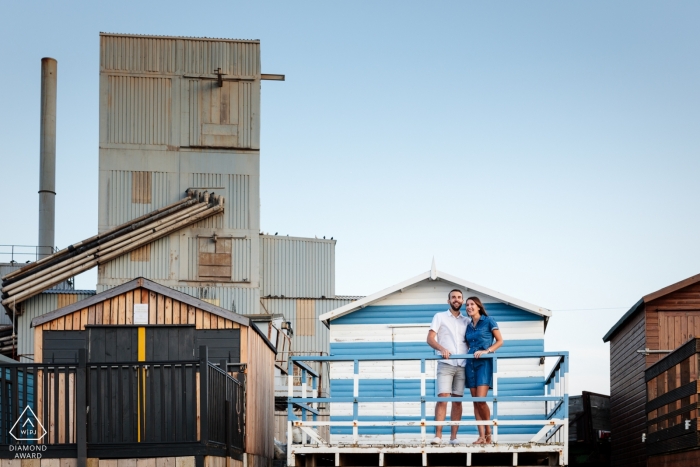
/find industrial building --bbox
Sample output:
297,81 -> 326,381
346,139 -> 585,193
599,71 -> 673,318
0,33 -> 359,467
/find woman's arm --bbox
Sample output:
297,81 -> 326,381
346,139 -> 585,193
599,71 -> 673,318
474,328 -> 503,358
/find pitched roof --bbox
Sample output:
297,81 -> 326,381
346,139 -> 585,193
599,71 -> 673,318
603,273 -> 700,343
318,268 -> 551,325
31,277 -> 249,328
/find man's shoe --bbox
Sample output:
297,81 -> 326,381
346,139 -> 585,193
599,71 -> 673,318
431,436 -> 442,444
449,438 -> 461,445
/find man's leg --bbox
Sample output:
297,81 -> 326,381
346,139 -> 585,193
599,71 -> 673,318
449,364 -> 466,440
434,396 -> 449,438
450,398 -> 463,440
434,362 -> 456,440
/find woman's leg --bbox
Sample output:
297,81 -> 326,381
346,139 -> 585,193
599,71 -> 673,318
469,387 -> 486,440
475,385 -> 491,439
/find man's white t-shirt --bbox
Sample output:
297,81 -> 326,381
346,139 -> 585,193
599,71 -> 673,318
429,310 -> 468,367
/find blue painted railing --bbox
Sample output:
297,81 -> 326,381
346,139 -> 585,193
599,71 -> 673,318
287,351 -> 568,449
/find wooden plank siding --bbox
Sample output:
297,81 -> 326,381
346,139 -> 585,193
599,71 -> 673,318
646,282 -> 700,367
649,449 -> 700,467
610,308 -> 647,467
244,328 -> 275,459
33,287 -> 241,362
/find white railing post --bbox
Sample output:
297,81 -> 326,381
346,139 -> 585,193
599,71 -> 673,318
353,359 -> 359,444
420,359 -> 426,444
492,355 -> 498,444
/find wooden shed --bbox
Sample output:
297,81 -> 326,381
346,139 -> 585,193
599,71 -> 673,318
29,277 -> 276,467
603,273 -> 700,467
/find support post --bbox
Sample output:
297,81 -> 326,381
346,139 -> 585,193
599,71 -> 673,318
199,345 -> 209,445
76,349 -> 87,467
225,399 -> 231,457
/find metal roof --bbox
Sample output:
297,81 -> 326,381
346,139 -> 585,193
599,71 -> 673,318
318,261 -> 551,325
39,289 -> 96,295
1,190 -> 224,312
99,32 -> 259,43
603,273 -> 700,342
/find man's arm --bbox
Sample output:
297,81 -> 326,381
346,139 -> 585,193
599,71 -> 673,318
427,330 -> 451,359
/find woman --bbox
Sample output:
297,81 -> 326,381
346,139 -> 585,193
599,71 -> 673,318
465,296 -> 503,444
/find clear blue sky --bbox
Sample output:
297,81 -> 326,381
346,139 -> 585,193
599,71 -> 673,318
1,1 -> 699,395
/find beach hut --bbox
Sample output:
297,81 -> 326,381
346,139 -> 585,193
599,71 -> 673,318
286,265 -> 569,467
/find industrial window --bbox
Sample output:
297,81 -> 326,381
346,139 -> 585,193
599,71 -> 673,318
198,237 -> 232,280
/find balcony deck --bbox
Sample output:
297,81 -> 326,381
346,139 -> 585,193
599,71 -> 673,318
286,352 -> 569,466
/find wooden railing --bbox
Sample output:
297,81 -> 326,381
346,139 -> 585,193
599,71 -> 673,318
645,337 -> 700,456
0,346 -> 245,461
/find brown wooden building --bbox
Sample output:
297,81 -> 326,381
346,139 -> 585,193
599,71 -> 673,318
27,277 -> 276,467
603,273 -> 700,467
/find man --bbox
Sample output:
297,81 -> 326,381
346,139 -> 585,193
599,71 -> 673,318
426,289 -> 468,444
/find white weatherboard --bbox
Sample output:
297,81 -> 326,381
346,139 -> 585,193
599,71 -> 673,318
134,304 -> 149,324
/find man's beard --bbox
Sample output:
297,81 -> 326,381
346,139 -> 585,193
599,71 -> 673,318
450,302 -> 462,312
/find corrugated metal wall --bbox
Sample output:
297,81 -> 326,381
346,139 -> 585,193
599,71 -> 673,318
101,236 -> 173,280
101,34 -> 259,77
259,236 -> 336,298
260,298 -> 359,356
107,76 -> 171,145
101,36 -> 177,73
108,170 -> 173,225
182,39 -> 259,77
17,291 -> 96,362
188,173 -> 249,229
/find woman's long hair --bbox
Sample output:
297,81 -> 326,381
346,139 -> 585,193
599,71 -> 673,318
466,296 -> 488,316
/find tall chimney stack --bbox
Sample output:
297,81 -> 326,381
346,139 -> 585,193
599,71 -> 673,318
38,57 -> 57,259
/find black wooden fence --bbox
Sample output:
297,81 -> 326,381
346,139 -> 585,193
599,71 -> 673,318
0,346 -> 245,462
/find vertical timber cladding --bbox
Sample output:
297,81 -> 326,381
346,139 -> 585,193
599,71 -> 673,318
609,309 -> 646,467
645,282 -> 700,367
33,285 -> 247,364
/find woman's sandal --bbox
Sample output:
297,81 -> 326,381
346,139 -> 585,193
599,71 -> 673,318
485,434 -> 493,444
473,436 -> 486,444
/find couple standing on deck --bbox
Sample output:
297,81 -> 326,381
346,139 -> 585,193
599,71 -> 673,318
426,289 -> 504,445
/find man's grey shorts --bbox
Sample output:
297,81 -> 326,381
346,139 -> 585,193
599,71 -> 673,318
436,362 -> 465,396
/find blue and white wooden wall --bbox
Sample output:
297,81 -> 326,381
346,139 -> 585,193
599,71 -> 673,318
327,279 -> 547,444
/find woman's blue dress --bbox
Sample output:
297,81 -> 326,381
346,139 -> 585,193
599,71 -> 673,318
465,315 -> 499,389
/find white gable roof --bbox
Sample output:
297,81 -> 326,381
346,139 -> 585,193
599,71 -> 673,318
319,269 -> 551,324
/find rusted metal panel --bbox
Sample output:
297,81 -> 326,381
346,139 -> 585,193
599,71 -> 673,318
260,236 -> 336,298
131,171 -> 152,203
107,76 -> 172,145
